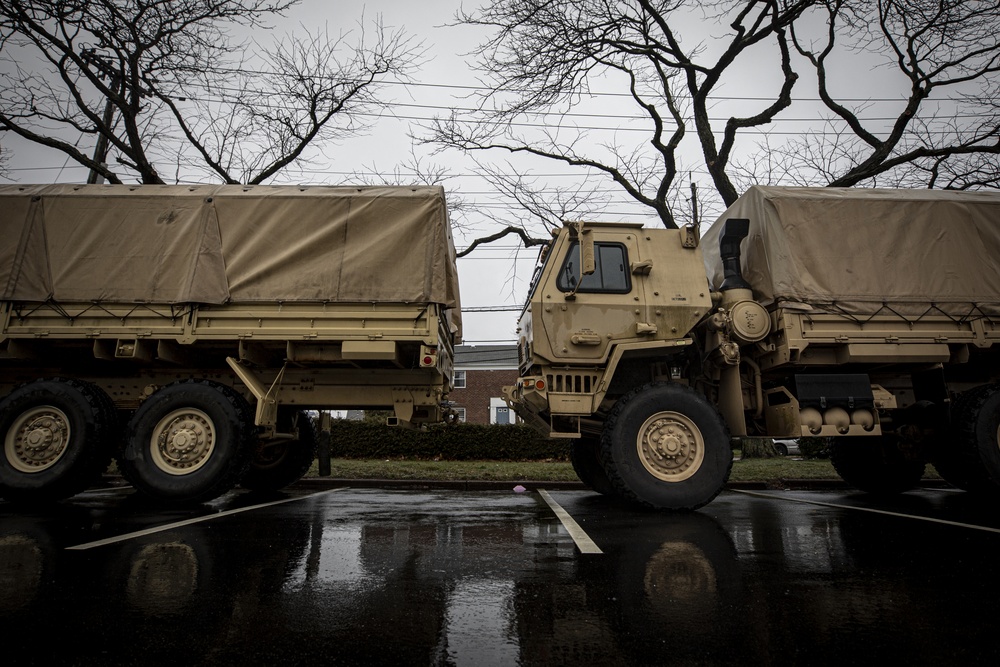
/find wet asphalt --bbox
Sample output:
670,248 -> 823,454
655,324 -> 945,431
2,482 -> 1000,666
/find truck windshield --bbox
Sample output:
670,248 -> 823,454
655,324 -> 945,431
556,242 -> 631,293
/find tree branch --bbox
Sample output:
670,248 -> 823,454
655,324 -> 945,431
456,225 -> 549,258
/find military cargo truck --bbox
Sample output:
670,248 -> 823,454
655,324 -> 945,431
0,184 -> 461,504
504,186 -> 1000,510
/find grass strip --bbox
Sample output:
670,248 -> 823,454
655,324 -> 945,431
307,459 -> 581,482
307,456 -> 940,483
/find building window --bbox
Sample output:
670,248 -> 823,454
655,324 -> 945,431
453,407 -> 466,422
454,370 -> 466,389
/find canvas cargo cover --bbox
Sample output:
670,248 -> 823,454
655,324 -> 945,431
0,183 -> 461,333
702,186 -> 1000,318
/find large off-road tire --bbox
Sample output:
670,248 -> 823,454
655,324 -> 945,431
121,380 -> 255,504
829,436 -> 925,495
240,410 -> 317,492
600,382 -> 733,511
946,384 -> 1000,494
0,378 -> 115,503
569,436 -> 617,497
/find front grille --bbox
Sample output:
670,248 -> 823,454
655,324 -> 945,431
546,372 -> 600,393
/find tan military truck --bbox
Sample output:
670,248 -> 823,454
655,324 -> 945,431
505,186 -> 1000,510
0,184 -> 461,504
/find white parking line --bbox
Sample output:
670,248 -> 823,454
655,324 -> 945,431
66,489 -> 345,551
537,489 -> 603,554
732,489 -> 1000,534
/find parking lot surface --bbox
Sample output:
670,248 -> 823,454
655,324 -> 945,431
3,484 -> 999,665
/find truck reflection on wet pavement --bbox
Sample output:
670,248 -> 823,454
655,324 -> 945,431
2,486 -> 999,665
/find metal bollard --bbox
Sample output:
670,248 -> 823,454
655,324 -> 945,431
318,411 -> 332,477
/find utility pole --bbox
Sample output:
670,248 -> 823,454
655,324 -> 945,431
81,48 -> 122,184
87,95 -> 117,184
689,179 -> 699,228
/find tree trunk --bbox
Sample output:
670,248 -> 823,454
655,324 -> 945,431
740,437 -> 778,459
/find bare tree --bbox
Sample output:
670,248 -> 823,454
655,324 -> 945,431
784,0 -> 1000,190
426,0 -> 815,230
0,0 -> 423,184
344,147 -> 482,239
427,0 -> 999,236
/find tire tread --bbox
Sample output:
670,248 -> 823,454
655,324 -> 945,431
121,379 -> 255,504
0,377 -> 114,503
599,382 -> 732,511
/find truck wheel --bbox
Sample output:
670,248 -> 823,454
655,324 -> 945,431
829,436 -> 925,494
570,437 -> 617,497
885,399 -> 973,490
240,411 -> 317,492
0,378 -> 114,503
600,383 -> 733,511
121,380 -> 255,504
950,384 -> 1000,494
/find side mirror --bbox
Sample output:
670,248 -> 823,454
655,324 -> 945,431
580,229 -> 595,276
569,222 -> 596,276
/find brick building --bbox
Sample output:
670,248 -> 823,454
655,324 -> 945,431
448,344 -> 519,424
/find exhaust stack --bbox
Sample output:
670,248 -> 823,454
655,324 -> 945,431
719,218 -> 751,292
716,218 -> 768,339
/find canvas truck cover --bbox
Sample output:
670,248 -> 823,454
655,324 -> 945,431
0,183 -> 462,335
702,186 -> 1000,318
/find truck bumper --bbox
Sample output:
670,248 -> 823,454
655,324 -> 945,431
502,381 -> 551,435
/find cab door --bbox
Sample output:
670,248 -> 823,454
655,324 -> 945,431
537,227 -> 644,362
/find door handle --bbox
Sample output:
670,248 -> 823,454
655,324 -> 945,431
570,331 -> 602,346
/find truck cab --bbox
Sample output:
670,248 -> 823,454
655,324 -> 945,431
505,221 -> 744,511
512,222 -> 714,437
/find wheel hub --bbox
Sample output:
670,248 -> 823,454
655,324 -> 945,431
151,410 -> 215,475
637,411 -> 705,482
168,427 -> 200,454
25,426 -> 54,449
4,407 -> 71,473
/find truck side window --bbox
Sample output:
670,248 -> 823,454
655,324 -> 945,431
556,242 -> 631,293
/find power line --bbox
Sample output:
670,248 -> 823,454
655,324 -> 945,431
3,164 -> 718,179
0,168 -> 689,203
384,80 -> 978,105
156,91 -> 982,135
173,81 -> 984,123
462,305 -> 522,312
198,67 -> 975,104
389,101 -> 984,123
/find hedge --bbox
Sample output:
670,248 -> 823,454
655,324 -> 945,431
326,420 -> 570,461
798,437 -> 831,459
